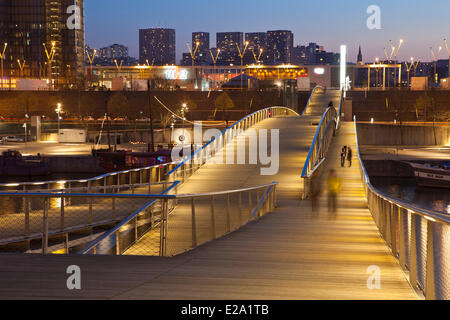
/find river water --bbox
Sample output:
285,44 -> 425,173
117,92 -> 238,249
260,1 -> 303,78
371,177 -> 450,214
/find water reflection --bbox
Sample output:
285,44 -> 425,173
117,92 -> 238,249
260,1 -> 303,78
372,177 -> 450,214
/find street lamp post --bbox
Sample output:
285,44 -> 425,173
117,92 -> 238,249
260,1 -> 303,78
180,103 -> 189,146
391,39 -> 403,87
405,57 -> 419,88
443,39 -> 450,79
114,58 -> 123,79
252,48 -> 264,65
17,59 -> 26,77
43,42 -> 56,90
430,46 -> 442,85
0,43 -> 7,89
384,45 -> 395,88
236,41 -> 249,90
210,49 -> 221,89
86,49 -> 97,87
55,103 -> 63,138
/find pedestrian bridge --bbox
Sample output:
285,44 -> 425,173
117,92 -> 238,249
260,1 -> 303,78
0,88 -> 448,300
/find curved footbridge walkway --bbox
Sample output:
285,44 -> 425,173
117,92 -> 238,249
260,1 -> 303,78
0,89 -> 418,299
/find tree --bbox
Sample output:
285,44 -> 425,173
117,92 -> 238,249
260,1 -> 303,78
107,92 -> 128,118
214,92 -> 235,122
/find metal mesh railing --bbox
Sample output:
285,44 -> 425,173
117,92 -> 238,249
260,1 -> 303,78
80,182 -> 278,257
354,119 -> 450,300
0,182 -> 174,254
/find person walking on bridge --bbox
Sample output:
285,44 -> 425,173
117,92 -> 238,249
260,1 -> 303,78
347,147 -> 353,167
327,169 -> 341,214
340,146 -> 347,167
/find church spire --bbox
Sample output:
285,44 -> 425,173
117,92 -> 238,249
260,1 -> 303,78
357,45 -> 363,65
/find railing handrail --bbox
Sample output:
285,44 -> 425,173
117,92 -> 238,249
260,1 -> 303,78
167,106 -> 299,176
0,161 -> 179,188
78,180 -> 279,255
3,181 -> 173,194
301,86 -> 323,116
354,119 -> 450,225
0,182 -> 280,200
301,106 -> 337,178
335,89 -> 344,130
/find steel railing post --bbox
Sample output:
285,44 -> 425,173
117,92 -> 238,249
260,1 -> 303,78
191,197 -> 197,247
88,181 -> 93,225
24,196 -> 30,237
210,195 -> 216,239
391,203 -> 399,256
256,191 -> 261,218
115,230 -> 121,255
60,195 -> 65,231
425,220 -> 436,300
226,194 -> 231,232
68,182 -> 71,206
274,185 -> 278,208
112,197 -> 116,219
238,192 -> 242,225
130,171 -> 134,194
248,191 -> 252,220
409,213 -> 419,290
42,197 -> 49,255
398,207 -> 408,270
134,216 -> 138,243
65,233 -> 69,254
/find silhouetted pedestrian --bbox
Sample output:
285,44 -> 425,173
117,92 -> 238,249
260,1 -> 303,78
347,147 -> 353,167
340,150 -> 346,167
327,169 -> 341,214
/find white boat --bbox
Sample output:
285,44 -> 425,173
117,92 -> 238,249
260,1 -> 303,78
406,162 -> 450,189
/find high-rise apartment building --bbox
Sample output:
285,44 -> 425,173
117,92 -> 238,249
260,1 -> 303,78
265,30 -> 293,65
139,28 -> 176,66
0,0 -> 85,87
99,44 -> 128,60
192,32 -> 209,65
245,32 -> 266,64
216,32 -> 243,65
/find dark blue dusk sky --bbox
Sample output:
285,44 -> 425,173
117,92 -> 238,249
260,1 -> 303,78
85,0 -> 450,63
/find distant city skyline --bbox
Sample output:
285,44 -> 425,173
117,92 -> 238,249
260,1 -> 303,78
85,0 -> 450,64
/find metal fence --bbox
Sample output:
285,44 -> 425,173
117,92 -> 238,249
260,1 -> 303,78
80,182 -> 278,257
354,119 -> 450,300
0,161 -> 179,193
168,106 -> 299,182
0,181 -> 175,254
